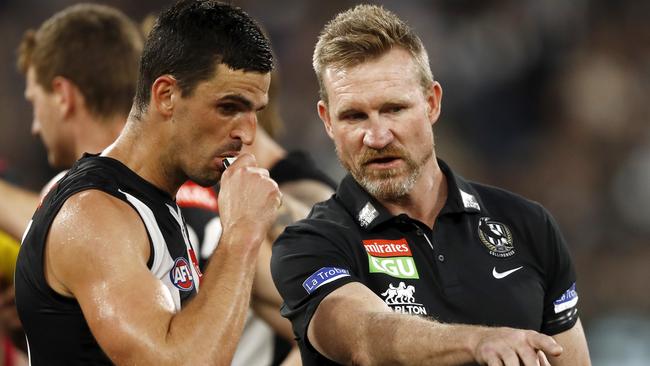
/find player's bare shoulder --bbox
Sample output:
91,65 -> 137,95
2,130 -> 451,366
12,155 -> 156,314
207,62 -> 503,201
45,189 -> 150,296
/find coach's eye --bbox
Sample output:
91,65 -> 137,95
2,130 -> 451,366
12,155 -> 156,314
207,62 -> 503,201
381,104 -> 405,114
341,112 -> 367,122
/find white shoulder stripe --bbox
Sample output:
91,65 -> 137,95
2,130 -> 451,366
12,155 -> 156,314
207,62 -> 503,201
120,190 -> 167,273
119,190 -> 181,309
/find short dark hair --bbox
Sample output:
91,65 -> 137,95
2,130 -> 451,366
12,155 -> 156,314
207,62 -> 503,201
133,0 -> 273,117
18,4 -> 143,119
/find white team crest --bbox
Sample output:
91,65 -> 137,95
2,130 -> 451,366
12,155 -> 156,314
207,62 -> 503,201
460,189 -> 480,210
358,202 -> 379,228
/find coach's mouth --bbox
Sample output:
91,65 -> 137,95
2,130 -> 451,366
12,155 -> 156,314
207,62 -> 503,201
364,156 -> 403,169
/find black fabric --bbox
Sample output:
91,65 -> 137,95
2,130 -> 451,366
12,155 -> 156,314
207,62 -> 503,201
269,151 -> 337,189
15,154 -> 199,365
272,158 -> 579,366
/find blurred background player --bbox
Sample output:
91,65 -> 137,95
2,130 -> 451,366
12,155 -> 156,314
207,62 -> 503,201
244,72 -> 336,208
0,217 -> 25,366
0,4 -> 142,240
0,4 -> 142,365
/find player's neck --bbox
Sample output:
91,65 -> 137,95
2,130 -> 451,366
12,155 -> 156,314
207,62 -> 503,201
103,115 -> 183,197
380,157 -> 447,229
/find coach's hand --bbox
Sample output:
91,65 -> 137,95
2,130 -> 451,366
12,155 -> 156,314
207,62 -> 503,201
473,327 -> 563,366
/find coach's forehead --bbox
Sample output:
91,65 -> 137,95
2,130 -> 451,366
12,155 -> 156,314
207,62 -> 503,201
322,49 -> 421,111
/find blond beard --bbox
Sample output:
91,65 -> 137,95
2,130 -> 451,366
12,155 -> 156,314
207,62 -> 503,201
358,165 -> 419,201
338,142 -> 432,202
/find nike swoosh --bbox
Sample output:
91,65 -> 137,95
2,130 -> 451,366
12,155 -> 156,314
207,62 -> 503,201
492,266 -> 523,279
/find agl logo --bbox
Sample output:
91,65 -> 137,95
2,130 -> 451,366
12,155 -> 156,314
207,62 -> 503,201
170,257 -> 194,291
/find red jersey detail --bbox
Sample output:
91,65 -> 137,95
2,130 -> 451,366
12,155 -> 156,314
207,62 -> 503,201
176,181 -> 218,212
2,335 -> 16,366
188,248 -> 203,284
362,238 -> 412,257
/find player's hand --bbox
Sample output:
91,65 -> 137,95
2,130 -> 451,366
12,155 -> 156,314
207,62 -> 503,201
218,153 -> 282,245
473,327 -> 563,366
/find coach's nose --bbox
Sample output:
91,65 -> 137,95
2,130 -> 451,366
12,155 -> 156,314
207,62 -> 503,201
363,116 -> 394,150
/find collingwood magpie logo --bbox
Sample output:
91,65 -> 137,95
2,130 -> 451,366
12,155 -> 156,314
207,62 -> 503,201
478,217 -> 515,258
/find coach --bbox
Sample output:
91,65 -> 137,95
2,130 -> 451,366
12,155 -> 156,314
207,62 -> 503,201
271,5 -> 590,366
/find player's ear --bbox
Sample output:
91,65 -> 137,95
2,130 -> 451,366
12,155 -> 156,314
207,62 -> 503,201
151,75 -> 178,118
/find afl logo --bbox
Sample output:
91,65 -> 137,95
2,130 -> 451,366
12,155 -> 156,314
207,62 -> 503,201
478,217 -> 515,258
170,257 -> 195,291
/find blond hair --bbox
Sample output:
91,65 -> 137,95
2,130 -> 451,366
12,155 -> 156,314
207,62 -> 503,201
313,4 -> 433,103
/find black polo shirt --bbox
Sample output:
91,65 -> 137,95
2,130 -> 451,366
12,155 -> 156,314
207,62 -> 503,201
271,159 -> 580,365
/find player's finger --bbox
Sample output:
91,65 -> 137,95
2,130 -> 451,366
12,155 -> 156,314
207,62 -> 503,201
246,166 -> 270,178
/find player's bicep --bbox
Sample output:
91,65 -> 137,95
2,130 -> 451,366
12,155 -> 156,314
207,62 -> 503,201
47,190 -> 175,363
549,318 -> 591,366
307,282 -> 391,364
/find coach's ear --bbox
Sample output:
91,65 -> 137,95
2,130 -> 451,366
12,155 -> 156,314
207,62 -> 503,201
425,81 -> 443,126
317,100 -> 334,140
151,75 -> 178,118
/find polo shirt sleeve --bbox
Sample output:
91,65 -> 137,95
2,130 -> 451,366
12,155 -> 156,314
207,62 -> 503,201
538,206 -> 580,335
271,220 -> 360,346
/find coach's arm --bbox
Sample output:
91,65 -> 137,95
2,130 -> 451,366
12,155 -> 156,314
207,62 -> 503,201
308,282 -> 564,366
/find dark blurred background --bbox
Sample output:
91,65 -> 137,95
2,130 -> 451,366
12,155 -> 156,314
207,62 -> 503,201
1,0 -> 648,364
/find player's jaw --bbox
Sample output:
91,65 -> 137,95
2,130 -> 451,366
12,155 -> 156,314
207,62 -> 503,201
189,140 -> 244,187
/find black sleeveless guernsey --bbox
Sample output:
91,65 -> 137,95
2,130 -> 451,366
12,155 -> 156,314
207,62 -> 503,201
14,154 -> 202,365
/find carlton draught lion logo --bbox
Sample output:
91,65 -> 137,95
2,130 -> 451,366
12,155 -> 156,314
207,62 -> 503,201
380,282 -> 427,315
170,257 -> 195,291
